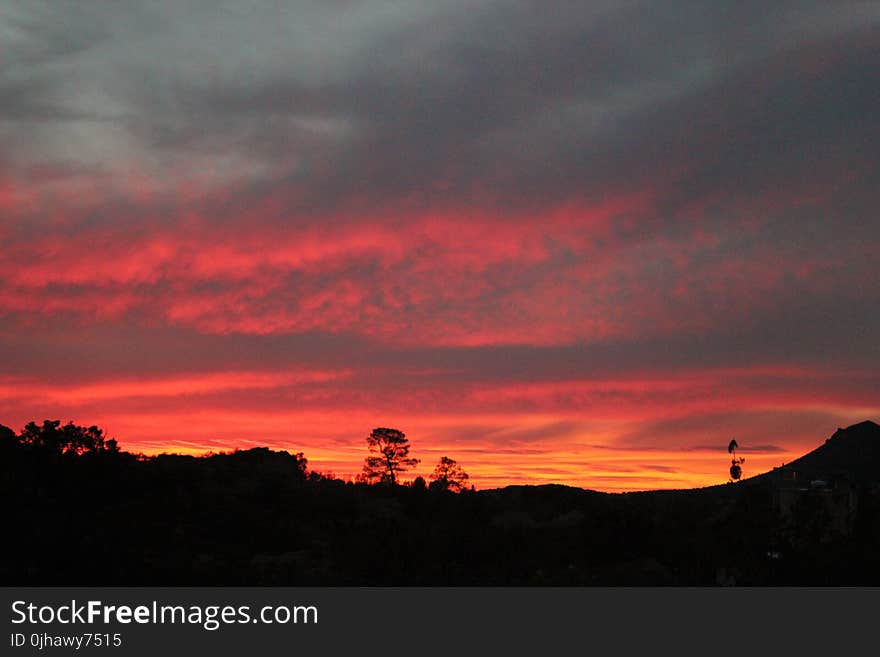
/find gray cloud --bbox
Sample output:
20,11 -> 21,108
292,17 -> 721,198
617,410 -> 851,449
3,2 -> 878,203
2,311 -> 879,386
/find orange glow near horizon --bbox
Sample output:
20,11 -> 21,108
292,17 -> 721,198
2,367 -> 875,492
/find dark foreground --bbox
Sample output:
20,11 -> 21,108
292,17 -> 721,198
2,421 -> 879,585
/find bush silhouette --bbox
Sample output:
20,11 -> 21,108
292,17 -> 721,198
18,420 -> 119,456
429,456 -> 469,492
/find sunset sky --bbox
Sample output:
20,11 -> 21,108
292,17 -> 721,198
1,1 -> 878,491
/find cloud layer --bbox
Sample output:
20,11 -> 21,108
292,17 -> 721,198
2,1 -> 878,489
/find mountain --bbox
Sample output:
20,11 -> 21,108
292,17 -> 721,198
750,420 -> 880,487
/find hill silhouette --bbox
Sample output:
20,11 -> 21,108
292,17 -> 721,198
1,420 -> 878,585
749,420 -> 880,486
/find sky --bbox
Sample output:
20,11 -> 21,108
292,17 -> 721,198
1,1 -> 878,491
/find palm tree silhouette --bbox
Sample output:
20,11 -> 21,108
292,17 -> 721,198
728,439 -> 745,481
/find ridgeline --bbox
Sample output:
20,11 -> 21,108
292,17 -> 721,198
2,420 -> 879,585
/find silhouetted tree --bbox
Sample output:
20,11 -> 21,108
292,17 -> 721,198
727,438 -> 745,481
18,420 -> 119,456
411,476 -> 427,491
0,424 -> 17,457
359,427 -> 419,485
429,456 -> 469,492
0,424 -> 15,445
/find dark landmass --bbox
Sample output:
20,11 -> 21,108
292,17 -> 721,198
2,420 -> 879,585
